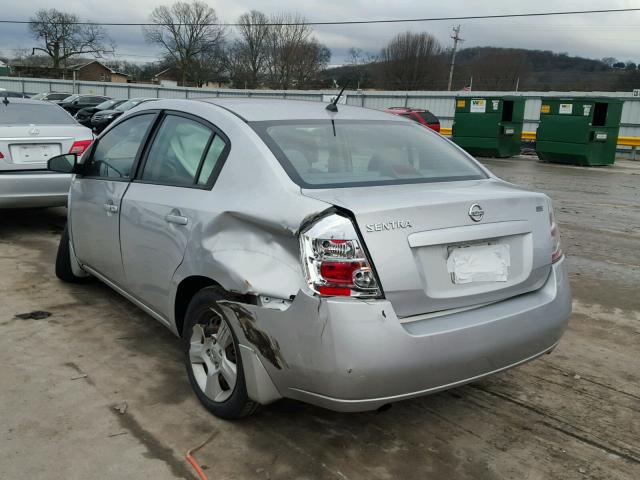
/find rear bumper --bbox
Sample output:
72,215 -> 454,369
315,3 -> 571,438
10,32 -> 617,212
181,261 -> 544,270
0,171 -> 71,208
229,257 -> 572,412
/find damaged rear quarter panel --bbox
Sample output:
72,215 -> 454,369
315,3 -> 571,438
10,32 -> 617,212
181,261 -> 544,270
170,103 -> 331,314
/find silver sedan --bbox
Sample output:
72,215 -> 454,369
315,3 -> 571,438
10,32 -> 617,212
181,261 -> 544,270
0,98 -> 93,208
48,98 -> 572,418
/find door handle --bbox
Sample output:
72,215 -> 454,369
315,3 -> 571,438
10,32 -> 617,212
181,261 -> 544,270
165,213 -> 189,226
103,202 -> 118,214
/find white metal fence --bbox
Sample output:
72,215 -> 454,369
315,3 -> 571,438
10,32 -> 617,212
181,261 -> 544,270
2,76 -> 639,138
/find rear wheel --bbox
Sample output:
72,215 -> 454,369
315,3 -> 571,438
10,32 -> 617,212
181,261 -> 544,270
183,287 -> 259,419
55,224 -> 89,283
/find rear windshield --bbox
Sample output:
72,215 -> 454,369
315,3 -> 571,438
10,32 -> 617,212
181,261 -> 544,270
96,99 -> 121,110
253,120 -> 486,188
49,93 -> 71,100
116,99 -> 146,111
0,103 -> 76,125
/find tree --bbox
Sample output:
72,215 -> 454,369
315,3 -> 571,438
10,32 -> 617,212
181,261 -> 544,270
613,62 -> 626,69
601,57 -> 617,68
29,9 -> 113,70
625,61 -> 637,70
468,49 -> 530,90
144,0 -> 226,86
264,13 -> 314,89
379,31 -> 445,90
291,40 -> 331,88
234,10 -> 270,88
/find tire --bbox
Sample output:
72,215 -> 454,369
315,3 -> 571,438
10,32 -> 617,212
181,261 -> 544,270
183,287 -> 260,419
55,224 -> 89,283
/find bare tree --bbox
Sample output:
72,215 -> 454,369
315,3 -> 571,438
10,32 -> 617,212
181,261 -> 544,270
291,40 -> 330,88
379,31 -> 444,90
264,13 -> 313,89
29,9 -> 113,70
235,10 -> 270,88
144,0 -> 226,86
470,50 -> 530,90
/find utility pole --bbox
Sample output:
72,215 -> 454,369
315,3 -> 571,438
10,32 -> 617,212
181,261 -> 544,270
447,25 -> 464,91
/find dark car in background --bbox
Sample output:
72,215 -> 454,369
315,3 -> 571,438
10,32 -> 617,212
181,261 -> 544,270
384,107 -> 441,133
75,99 -> 126,128
60,94 -> 111,115
90,98 -> 156,133
31,92 -> 73,102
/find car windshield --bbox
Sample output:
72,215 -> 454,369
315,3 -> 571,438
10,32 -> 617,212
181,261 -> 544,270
0,103 -> 76,125
31,93 -> 45,100
253,120 -> 487,188
116,99 -> 145,111
96,99 -> 121,110
62,94 -> 79,103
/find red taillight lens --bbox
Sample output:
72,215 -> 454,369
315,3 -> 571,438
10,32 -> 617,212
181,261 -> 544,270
300,214 -> 382,298
0,151 -> 4,159
69,140 -> 92,155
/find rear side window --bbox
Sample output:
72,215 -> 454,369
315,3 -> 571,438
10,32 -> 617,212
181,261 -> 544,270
84,114 -> 155,179
417,111 -> 439,124
254,120 -> 486,188
140,115 -> 228,187
0,103 -> 76,125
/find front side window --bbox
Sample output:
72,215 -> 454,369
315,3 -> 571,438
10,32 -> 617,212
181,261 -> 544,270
253,120 -> 487,188
141,115 -> 227,187
84,114 -> 155,179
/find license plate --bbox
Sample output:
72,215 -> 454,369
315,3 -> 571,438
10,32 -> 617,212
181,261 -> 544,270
9,144 -> 61,164
446,244 -> 511,284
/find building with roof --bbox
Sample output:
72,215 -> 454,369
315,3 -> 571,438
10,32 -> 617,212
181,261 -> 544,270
66,60 -> 128,83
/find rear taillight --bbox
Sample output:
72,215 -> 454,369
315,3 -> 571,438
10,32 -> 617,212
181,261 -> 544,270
300,214 -> 382,298
0,151 -> 4,159
548,200 -> 563,263
69,140 -> 92,155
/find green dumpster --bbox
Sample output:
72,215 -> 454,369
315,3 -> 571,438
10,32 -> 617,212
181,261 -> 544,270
452,96 -> 525,158
536,97 -> 623,166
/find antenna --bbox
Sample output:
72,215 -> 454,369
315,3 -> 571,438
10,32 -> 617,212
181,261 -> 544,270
326,80 -> 350,112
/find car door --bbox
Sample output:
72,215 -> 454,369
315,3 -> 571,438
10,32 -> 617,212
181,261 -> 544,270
69,112 -> 158,285
120,112 -> 230,317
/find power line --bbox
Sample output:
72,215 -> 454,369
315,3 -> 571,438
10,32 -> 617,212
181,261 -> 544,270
1,8 -> 640,27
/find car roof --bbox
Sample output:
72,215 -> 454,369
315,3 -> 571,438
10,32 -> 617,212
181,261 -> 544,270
196,98 -> 405,122
385,107 -> 427,112
0,97 -> 55,105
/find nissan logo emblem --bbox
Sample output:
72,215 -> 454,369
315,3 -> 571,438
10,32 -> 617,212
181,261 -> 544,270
468,204 -> 484,222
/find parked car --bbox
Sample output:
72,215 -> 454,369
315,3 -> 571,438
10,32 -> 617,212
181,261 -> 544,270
59,94 -> 111,115
0,98 -> 93,208
0,89 -> 30,99
75,99 -> 126,128
90,98 -> 156,133
384,107 -> 441,132
49,99 -> 571,419
31,92 -> 73,102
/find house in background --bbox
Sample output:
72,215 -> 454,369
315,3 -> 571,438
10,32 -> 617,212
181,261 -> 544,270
152,67 -> 231,89
66,60 -> 129,83
152,67 -> 178,87
0,60 -> 10,76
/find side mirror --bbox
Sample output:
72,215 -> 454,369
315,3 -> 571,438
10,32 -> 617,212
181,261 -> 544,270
48,153 -> 77,173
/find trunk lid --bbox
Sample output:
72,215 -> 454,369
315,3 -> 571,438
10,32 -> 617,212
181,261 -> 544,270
302,179 -> 553,318
0,125 -> 92,172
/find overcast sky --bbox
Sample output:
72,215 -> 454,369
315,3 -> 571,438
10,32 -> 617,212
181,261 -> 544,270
1,0 -> 639,65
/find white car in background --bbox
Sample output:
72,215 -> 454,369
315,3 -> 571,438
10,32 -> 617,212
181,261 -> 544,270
0,97 -> 93,208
